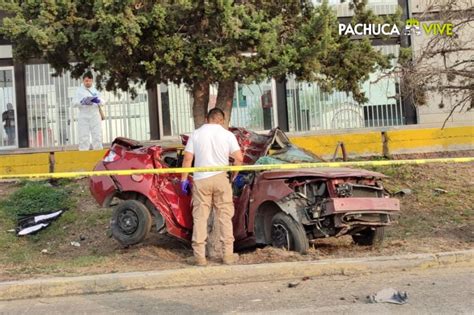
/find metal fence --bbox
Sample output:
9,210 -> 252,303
230,81 -> 275,131
164,82 -> 194,136
25,64 -> 150,148
285,78 -> 404,132
24,43 -> 404,147
286,80 -> 365,131
286,44 -> 404,132
161,80 -> 276,137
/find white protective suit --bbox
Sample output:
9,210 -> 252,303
74,85 -> 105,150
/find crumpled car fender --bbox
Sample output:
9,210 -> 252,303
254,195 -> 310,245
273,193 -> 312,225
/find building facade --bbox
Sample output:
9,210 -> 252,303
409,0 -> 474,127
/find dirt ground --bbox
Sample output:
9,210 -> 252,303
0,154 -> 472,281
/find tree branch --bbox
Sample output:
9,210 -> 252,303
442,93 -> 471,128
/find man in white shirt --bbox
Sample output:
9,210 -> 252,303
74,72 -> 105,151
181,108 -> 244,266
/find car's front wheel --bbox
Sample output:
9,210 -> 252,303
352,227 -> 385,246
111,200 -> 152,246
271,212 -> 309,254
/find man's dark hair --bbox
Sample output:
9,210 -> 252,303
207,108 -> 225,120
82,71 -> 93,80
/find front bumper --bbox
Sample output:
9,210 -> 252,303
324,197 -> 400,214
324,197 -> 400,228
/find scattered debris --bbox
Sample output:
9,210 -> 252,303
70,241 -> 81,247
18,223 -> 50,236
41,249 -> 48,254
393,188 -> 412,196
302,276 -> 311,281
7,229 -> 15,233
288,282 -> 300,288
16,210 -> 64,236
433,188 -> 448,194
251,299 -> 262,302
368,288 -> 408,305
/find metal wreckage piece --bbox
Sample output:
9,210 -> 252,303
16,210 -> 64,236
368,288 -> 408,305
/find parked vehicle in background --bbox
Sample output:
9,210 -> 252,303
90,128 -> 400,253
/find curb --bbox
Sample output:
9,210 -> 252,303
1,249 -> 473,301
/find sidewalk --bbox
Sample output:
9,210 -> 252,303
1,250 -> 473,301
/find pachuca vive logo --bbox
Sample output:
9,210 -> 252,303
339,18 -> 454,36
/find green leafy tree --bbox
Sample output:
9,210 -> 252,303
1,0 -> 391,128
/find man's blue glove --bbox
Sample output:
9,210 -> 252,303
80,97 -> 93,105
233,174 -> 245,189
91,97 -> 100,104
180,179 -> 191,195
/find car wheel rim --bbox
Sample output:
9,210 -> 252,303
272,223 -> 290,249
118,209 -> 139,235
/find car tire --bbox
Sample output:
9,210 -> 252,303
271,212 -> 309,254
111,200 -> 152,246
352,227 -> 385,246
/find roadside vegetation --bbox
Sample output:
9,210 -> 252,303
1,181 -> 73,219
0,161 -> 472,280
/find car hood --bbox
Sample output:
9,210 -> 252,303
261,167 -> 387,179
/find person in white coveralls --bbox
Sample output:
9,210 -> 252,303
74,72 -> 105,150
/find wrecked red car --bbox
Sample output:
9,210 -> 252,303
90,128 -> 400,253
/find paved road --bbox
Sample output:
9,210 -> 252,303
1,267 -> 473,314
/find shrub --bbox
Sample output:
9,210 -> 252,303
1,182 -> 71,219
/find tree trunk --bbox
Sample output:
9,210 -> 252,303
216,79 -> 236,128
192,80 -> 210,128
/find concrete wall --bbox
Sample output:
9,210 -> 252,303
290,131 -> 382,158
0,152 -> 50,175
54,150 -> 107,173
384,126 -> 473,154
290,126 -> 473,158
0,150 -> 107,176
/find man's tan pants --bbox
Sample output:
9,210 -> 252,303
192,172 -> 234,259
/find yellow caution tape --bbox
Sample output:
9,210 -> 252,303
0,157 -> 472,180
